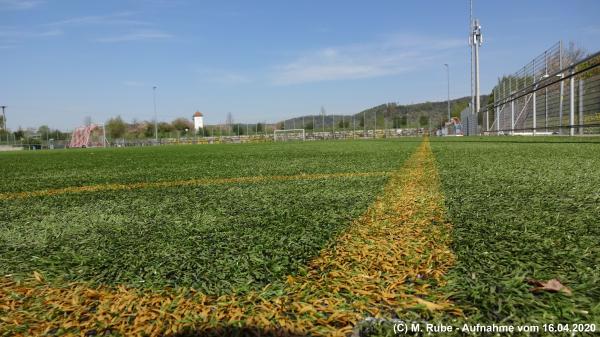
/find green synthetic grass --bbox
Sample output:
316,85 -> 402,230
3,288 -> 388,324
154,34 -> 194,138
0,139 -> 418,294
0,139 -> 421,193
431,138 -> 600,326
429,135 -> 600,144
3,136 -> 599,334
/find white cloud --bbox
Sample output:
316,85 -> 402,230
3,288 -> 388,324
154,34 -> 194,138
96,30 -> 172,43
271,34 -> 463,85
0,25 -> 60,49
0,0 -> 43,10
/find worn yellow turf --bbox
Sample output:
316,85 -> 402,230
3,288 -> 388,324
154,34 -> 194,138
0,139 -> 458,336
0,171 -> 387,201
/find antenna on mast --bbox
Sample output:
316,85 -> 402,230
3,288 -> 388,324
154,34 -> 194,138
469,0 -> 483,122
469,0 -> 474,116
469,0 -> 473,36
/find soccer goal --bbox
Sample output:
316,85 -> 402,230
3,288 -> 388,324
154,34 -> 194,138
69,124 -> 108,148
274,129 -> 305,141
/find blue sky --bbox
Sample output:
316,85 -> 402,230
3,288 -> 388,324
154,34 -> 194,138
2,0 -> 599,130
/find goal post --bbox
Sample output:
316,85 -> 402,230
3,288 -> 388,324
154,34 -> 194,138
274,129 -> 305,142
69,123 -> 108,148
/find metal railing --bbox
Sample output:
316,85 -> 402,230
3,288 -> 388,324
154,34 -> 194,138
479,43 -> 600,136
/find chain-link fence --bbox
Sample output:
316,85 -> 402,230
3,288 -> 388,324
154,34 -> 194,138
479,42 -> 600,136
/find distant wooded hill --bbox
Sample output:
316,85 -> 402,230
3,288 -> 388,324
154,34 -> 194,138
281,95 -> 488,130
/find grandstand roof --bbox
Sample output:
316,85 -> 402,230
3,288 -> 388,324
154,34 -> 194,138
193,111 -> 203,117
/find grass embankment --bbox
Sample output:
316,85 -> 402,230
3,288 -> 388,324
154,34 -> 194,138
1,140 -> 457,336
431,138 -> 600,326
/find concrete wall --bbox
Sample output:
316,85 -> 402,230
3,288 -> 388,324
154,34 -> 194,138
0,145 -> 23,151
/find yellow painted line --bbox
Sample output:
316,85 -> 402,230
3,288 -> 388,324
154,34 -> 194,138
0,139 -> 459,336
0,171 -> 388,201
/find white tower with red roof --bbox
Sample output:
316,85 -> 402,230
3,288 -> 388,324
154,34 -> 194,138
193,111 -> 204,131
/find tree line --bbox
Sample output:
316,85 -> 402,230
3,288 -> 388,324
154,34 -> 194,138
105,116 -> 273,140
105,116 -> 197,140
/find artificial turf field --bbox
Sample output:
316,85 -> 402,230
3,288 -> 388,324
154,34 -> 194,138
1,137 -> 599,336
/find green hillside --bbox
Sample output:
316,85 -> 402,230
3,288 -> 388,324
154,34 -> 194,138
281,96 -> 487,130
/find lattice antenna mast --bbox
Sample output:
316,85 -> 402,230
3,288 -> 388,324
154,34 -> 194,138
469,0 -> 474,114
470,0 -> 483,115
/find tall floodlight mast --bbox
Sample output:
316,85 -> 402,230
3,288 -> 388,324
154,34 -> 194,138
444,64 -> 450,122
153,86 -> 158,142
1,106 -> 6,143
1,106 -> 6,135
469,0 -> 483,124
321,106 -> 326,134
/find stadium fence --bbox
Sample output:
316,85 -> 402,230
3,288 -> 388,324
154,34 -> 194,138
474,42 -> 600,136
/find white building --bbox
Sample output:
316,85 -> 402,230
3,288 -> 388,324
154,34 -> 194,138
193,111 -> 204,131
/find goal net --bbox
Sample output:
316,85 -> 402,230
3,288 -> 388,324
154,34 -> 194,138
274,129 -> 305,142
69,124 -> 107,148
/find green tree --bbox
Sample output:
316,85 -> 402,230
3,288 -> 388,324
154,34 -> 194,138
37,125 -> 51,139
450,100 -> 469,119
126,119 -> 146,139
385,103 -> 397,118
400,116 -> 407,127
338,119 -> 349,129
171,118 -> 193,132
419,115 -> 429,127
158,122 -> 174,135
232,123 -> 245,135
106,116 -> 127,139
14,128 -> 25,140
144,122 -> 155,138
